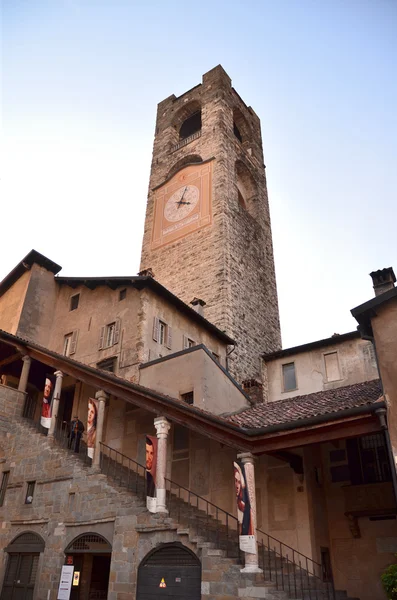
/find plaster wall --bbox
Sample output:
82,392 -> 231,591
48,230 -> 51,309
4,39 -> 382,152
266,337 -> 379,402
371,300 -> 397,464
0,270 -> 31,334
140,288 -> 227,367
139,347 -> 249,414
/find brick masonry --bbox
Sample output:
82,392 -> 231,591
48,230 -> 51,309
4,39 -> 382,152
140,65 -> 281,385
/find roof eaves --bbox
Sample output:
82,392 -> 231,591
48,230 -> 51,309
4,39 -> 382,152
262,331 -> 360,361
0,250 -> 62,298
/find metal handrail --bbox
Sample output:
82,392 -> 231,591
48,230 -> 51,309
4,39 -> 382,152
257,528 -> 335,600
99,442 -> 147,501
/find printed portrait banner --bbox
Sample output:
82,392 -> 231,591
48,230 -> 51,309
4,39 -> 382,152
146,434 -> 158,513
40,374 -> 56,429
87,398 -> 99,458
233,460 -> 255,554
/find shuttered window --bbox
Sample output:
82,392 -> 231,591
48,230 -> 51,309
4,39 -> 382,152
63,330 -> 78,356
153,317 -> 172,350
99,320 -> 121,349
183,335 -> 195,349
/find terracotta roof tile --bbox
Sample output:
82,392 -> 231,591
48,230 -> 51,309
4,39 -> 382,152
227,380 -> 382,429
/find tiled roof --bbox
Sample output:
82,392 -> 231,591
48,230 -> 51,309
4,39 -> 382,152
227,380 -> 383,429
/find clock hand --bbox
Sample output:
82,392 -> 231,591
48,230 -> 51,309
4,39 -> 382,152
176,187 -> 188,207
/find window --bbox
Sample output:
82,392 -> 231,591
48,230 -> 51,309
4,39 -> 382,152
99,320 -> 120,349
70,294 -> 80,311
233,122 -> 243,143
324,352 -> 341,382
97,357 -> 116,373
179,111 -> 201,140
212,352 -> 220,361
119,288 -> 127,301
181,391 -> 194,405
25,481 -> 35,504
282,362 -> 297,392
63,330 -> 78,356
0,471 -> 10,507
152,317 -> 172,349
183,335 -> 195,349
347,433 -> 391,484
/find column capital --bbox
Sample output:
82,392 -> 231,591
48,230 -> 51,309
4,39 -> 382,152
237,451 -> 255,465
95,389 -> 109,403
154,416 -> 171,439
54,370 -> 64,379
22,355 -> 32,364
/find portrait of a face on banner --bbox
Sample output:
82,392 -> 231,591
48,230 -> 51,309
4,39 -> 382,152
40,375 -> 55,429
87,398 -> 99,458
146,435 -> 158,513
234,460 -> 256,554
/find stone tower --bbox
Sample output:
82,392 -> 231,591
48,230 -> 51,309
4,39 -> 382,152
140,65 -> 281,383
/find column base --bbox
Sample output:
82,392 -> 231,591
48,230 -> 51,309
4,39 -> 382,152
155,506 -> 169,514
240,565 -> 263,574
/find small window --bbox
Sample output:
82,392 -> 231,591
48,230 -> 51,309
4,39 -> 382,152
324,352 -> 341,382
212,352 -> 220,361
282,362 -> 297,392
63,331 -> 78,356
153,317 -> 172,349
119,289 -> 127,301
0,471 -> 10,507
70,294 -> 80,311
25,481 -> 35,504
97,357 -> 116,373
181,391 -> 194,405
99,320 -> 121,349
183,335 -> 195,349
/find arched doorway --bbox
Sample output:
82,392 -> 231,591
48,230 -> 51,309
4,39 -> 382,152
136,542 -> 201,599
1,531 -> 45,600
64,533 -> 112,600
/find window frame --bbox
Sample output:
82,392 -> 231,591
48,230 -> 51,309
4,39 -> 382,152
25,481 -> 36,504
69,294 -> 80,311
0,471 -> 10,507
282,361 -> 297,393
323,351 -> 342,382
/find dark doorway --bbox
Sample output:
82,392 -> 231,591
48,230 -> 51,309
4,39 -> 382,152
0,532 -> 44,600
60,386 -> 76,424
136,542 -> 201,600
65,533 -> 112,600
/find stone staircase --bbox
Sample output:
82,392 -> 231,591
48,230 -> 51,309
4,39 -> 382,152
14,414 -> 359,600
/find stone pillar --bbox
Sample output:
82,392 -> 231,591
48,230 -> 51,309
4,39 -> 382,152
48,371 -> 64,438
237,451 -> 262,573
93,390 -> 108,469
154,416 -> 171,513
18,355 -> 32,393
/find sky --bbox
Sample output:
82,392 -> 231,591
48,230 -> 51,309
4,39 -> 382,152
2,0 -> 396,349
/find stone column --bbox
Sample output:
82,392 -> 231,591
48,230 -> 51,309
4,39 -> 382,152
93,390 -> 108,469
18,355 -> 32,393
237,451 -> 262,573
48,371 -> 64,438
154,416 -> 171,513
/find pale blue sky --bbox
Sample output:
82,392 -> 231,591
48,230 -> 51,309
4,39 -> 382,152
2,0 -> 396,348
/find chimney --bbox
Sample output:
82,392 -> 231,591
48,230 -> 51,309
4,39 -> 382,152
190,297 -> 206,317
242,379 -> 263,404
138,268 -> 154,278
369,267 -> 396,297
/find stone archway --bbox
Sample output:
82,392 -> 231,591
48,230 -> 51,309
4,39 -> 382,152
1,531 -> 45,600
64,533 -> 112,600
136,542 -> 201,599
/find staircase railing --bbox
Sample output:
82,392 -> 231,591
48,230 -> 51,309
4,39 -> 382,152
164,476 -> 241,559
257,528 -> 335,600
99,442 -> 147,502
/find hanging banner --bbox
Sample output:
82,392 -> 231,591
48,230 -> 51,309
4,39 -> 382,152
87,398 -> 99,458
57,565 -> 74,600
233,460 -> 256,554
146,435 -> 158,513
40,375 -> 55,429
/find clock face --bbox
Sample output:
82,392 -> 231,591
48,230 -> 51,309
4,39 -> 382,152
164,185 -> 199,222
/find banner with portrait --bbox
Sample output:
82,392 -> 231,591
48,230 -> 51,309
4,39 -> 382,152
40,375 -> 56,429
87,398 -> 99,458
233,460 -> 256,554
146,435 -> 158,513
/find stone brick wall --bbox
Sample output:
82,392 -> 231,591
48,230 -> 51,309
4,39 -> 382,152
140,65 -> 281,385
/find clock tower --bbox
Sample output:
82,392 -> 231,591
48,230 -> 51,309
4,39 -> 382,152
140,65 -> 281,384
